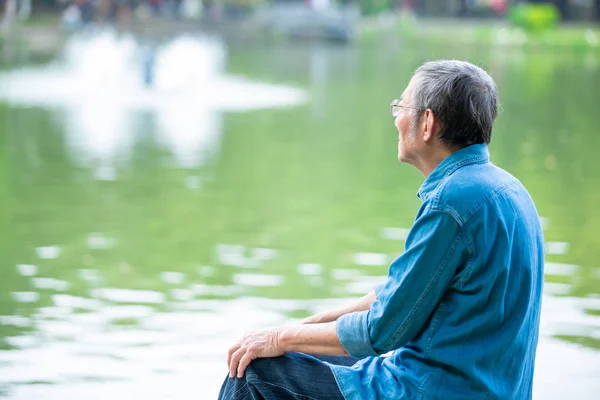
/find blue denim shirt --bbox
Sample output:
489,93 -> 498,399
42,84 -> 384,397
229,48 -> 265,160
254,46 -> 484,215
331,144 -> 544,400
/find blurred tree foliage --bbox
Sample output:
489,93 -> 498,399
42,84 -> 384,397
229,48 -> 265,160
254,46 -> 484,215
359,0 -> 392,16
508,3 -> 560,32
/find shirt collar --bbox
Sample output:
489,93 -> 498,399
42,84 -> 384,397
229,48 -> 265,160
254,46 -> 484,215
417,144 -> 490,200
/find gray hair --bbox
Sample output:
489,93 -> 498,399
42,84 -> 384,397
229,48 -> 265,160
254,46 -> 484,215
410,60 -> 499,147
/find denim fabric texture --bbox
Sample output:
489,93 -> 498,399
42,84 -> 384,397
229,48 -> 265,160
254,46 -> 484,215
217,352 -> 357,399
333,144 -> 545,400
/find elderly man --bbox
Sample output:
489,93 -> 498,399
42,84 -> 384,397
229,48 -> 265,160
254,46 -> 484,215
218,60 -> 544,400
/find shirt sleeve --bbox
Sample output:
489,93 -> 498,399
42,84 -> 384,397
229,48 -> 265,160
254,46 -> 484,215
336,209 -> 468,358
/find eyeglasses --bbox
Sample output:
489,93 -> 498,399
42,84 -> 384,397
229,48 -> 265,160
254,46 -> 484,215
390,99 -> 421,117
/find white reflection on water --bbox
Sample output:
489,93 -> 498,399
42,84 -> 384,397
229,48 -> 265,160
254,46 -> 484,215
543,282 -> 571,296
35,246 -> 61,260
546,241 -> 569,256
0,32 -> 306,111
52,294 -> 102,310
1,294 -> 599,399
297,263 -> 323,276
160,272 -> 186,285
0,317 -> 31,328
189,284 -> 243,297
169,289 -> 195,302
352,252 -> 388,266
196,265 -> 216,277
216,244 -> 279,269
0,31 -> 307,179
545,262 -> 580,276
91,288 -> 165,304
77,269 -> 102,283
87,233 -> 116,250
380,227 -> 410,241
343,276 -> 386,295
216,244 -> 247,267
31,278 -> 71,291
9,292 -> 39,304
232,273 -> 284,287
331,268 -> 361,280
100,305 -> 154,320
15,265 -> 37,277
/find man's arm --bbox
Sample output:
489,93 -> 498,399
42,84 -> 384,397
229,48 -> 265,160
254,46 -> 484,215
227,210 -> 466,377
226,290 -> 377,378
227,322 -> 346,378
279,321 -> 347,355
302,290 -> 377,324
336,210 -> 468,358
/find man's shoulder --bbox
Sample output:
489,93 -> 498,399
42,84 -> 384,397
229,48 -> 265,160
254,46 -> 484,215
430,162 -> 522,222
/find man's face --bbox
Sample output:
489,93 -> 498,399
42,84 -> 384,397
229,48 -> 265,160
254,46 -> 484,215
394,77 -> 421,164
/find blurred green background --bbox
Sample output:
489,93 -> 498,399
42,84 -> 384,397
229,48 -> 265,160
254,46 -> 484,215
1,0 -> 600,398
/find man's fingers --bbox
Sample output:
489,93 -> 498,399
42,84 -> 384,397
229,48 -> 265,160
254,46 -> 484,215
237,351 -> 255,378
229,347 -> 246,378
227,343 -> 241,366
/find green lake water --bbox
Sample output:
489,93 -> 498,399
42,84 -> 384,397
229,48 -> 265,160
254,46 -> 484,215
0,30 -> 599,399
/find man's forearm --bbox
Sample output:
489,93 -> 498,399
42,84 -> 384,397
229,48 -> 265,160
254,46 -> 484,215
279,322 -> 348,356
303,290 -> 377,324
347,290 -> 377,313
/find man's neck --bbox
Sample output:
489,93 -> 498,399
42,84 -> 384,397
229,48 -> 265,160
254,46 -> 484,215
414,146 -> 458,178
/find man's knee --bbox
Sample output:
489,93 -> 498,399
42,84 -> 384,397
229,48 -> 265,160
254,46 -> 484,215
218,375 -> 250,400
219,359 -> 283,400
244,355 -> 286,381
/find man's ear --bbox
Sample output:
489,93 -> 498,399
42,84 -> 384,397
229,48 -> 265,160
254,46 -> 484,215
422,109 -> 438,143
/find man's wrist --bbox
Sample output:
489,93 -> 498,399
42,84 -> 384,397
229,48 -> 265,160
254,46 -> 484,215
277,326 -> 294,352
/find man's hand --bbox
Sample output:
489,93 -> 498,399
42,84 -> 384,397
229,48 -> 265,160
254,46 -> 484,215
227,327 -> 285,379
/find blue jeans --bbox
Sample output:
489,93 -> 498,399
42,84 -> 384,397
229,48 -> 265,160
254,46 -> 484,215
217,352 -> 358,399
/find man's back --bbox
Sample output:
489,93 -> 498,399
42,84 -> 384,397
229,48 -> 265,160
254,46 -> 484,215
406,147 -> 544,399
332,144 -> 544,400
